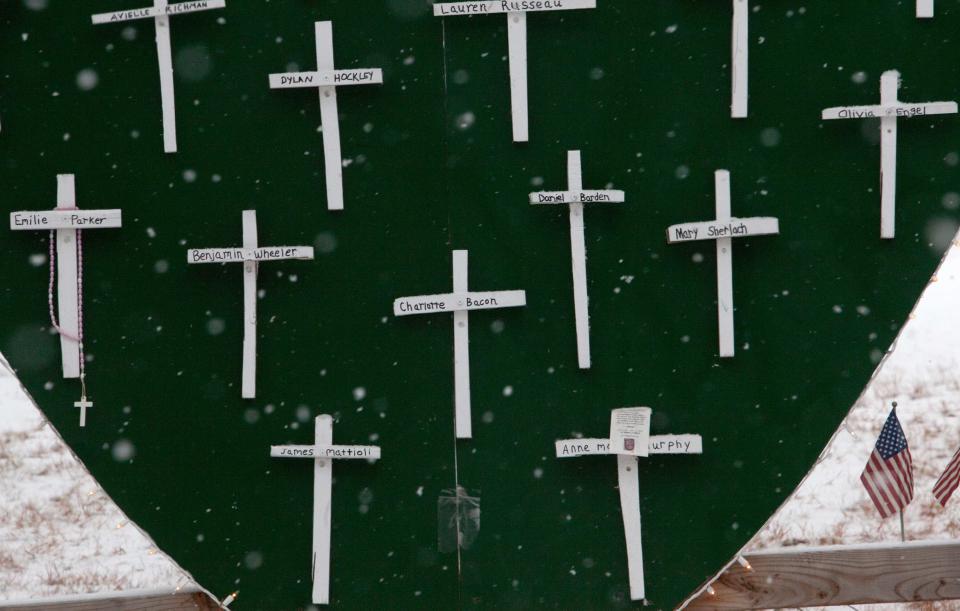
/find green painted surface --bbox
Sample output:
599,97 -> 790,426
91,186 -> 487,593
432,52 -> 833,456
1,1 -> 959,608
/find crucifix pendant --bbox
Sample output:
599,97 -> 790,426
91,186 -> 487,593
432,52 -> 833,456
74,395 -> 93,428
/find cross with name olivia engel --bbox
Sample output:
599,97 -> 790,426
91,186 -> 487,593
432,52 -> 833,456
270,415 -> 381,605
91,0 -> 226,153
822,70 -> 957,239
269,21 -> 383,211
666,170 -> 778,358
433,0 -> 596,142
186,210 -> 314,399
555,408 -> 702,601
393,250 -> 526,439
9,174 -> 122,426
529,150 -> 624,369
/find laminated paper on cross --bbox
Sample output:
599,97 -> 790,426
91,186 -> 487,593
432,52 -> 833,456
91,0 -> 226,153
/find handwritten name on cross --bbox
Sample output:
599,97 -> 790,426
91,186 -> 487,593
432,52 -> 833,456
529,150 -> 624,369
186,210 -> 314,399
822,70 -> 957,239
269,21 -> 383,211
393,250 -> 526,439
555,418 -> 702,601
9,174 -> 122,379
666,170 -> 779,358
433,0 -> 597,142
92,0 -> 226,154
270,415 -> 380,605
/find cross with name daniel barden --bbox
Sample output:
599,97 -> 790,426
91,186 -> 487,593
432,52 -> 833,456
555,410 -> 702,601
666,170 -> 779,358
393,250 -> 527,439
270,415 -> 381,605
91,0 -> 226,153
269,21 -> 383,211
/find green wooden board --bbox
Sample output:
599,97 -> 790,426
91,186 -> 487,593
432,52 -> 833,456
2,1 -> 959,608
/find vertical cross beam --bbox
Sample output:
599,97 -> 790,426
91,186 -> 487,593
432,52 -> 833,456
507,12 -> 529,142
617,454 -> 644,600
917,0 -> 934,18
241,211 -> 258,399
56,174 -> 81,378
452,250 -> 472,439
714,170 -> 735,358
566,152 -> 590,368
879,71 -> 898,240
731,0 -> 748,118
312,414 -> 333,605
154,0 -> 177,153
315,22 -> 344,211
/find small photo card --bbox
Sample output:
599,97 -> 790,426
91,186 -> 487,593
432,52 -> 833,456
609,407 -> 651,457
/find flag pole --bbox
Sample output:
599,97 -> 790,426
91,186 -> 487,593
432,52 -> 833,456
899,509 -> 905,542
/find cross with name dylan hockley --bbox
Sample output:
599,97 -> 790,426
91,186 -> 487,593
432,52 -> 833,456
529,150 -> 624,369
269,21 -> 383,212
9,174 -> 122,381
433,0 -> 597,142
556,419 -> 703,602
186,210 -> 314,399
270,415 -> 381,605
666,170 -> 779,358
91,0 -> 226,153
821,70 -> 957,239
393,250 -> 527,439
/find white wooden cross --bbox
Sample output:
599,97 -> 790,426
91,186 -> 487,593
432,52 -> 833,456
918,0 -> 934,18
270,415 -> 381,605
269,21 -> 383,211
529,150 -> 624,369
666,170 -> 778,358
9,174 -> 122,379
555,416 -> 702,601
91,0 -> 226,154
393,250 -> 526,439
74,397 -> 94,428
186,210 -> 314,399
822,70 -> 957,239
433,0 -> 597,142
730,0 -> 749,118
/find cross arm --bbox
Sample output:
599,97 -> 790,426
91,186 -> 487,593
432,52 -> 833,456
555,434 -> 703,458
270,444 -> 381,460
10,210 -> 122,230
92,0 -> 225,25
187,246 -> 315,264
821,101 -> 958,120
393,290 -> 526,316
666,217 -> 779,243
529,189 -> 625,205
269,69 -> 384,89
433,0 -> 596,17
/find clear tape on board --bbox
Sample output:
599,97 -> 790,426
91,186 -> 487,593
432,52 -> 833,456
437,486 -> 481,553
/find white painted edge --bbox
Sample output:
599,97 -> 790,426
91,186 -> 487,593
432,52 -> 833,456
880,70 -> 899,240
433,0 -> 596,17
268,69 -> 383,89
452,250 -> 472,439
10,210 -> 123,230
241,210 -> 258,399
617,454 -> 645,601
555,435 -> 704,457
665,217 -> 780,243
917,0 -> 934,18
0,587 -> 206,607
91,0 -> 225,24
715,170 -> 735,358
566,151 -> 590,369
731,0 -> 748,118
313,415 -> 333,605
821,101 -> 958,120
56,175 -> 81,380
316,21 -> 344,212
529,190 -> 625,205
507,12 -> 529,142
154,0 -> 178,154
270,444 -> 381,460
392,290 -> 527,316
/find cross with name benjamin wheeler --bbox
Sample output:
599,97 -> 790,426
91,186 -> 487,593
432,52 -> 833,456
269,21 -> 383,211
666,170 -> 779,358
821,70 -> 957,239
91,0 -> 226,153
555,411 -> 702,601
270,415 -> 380,604
187,210 -> 314,399
393,250 -> 527,439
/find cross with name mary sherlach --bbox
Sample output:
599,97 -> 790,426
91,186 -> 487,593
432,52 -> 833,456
555,408 -> 702,602
269,21 -> 383,211
393,250 -> 527,439
529,150 -> 625,369
433,0 -> 597,142
666,170 -> 779,358
270,415 -> 381,605
91,0 -> 226,153
186,210 -> 314,399
821,70 -> 957,239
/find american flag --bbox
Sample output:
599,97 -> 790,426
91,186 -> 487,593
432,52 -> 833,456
860,408 -> 913,518
933,447 -> 960,507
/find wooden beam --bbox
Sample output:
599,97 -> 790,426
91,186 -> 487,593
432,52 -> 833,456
0,590 -> 221,611
685,540 -> 960,609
